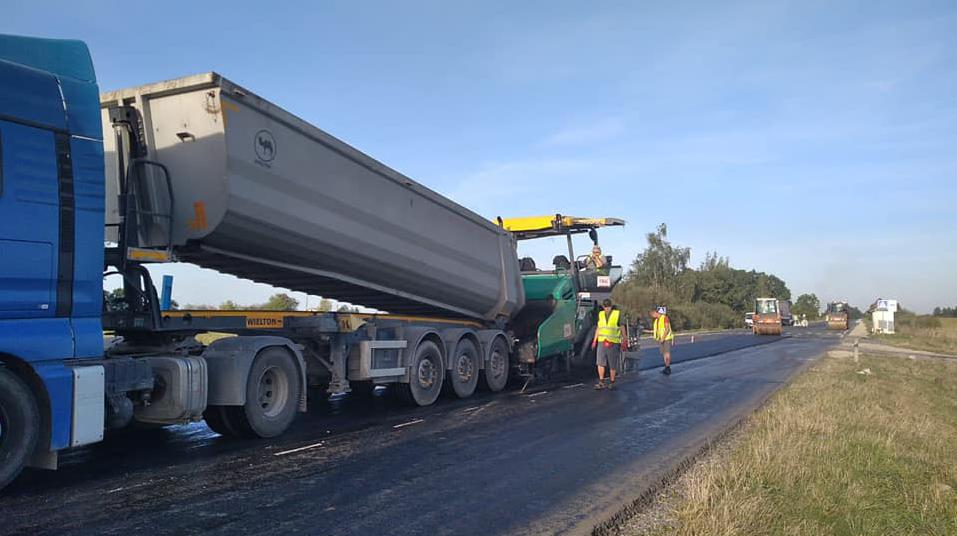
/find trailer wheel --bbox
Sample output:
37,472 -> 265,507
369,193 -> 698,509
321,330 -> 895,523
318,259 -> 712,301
0,367 -> 40,491
229,348 -> 302,438
397,340 -> 444,407
479,337 -> 510,392
445,339 -> 479,399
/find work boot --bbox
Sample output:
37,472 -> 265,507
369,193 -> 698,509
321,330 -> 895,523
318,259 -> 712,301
663,365 -> 672,375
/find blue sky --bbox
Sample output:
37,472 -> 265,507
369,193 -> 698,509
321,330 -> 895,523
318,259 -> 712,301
5,1 -> 956,312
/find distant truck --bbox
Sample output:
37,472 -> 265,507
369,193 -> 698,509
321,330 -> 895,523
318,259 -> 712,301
779,300 -> 793,326
826,302 -> 849,330
0,35 -> 632,490
744,312 -> 754,330
752,298 -> 782,336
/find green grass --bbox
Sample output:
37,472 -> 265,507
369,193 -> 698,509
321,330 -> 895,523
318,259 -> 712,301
646,353 -> 957,536
874,317 -> 957,355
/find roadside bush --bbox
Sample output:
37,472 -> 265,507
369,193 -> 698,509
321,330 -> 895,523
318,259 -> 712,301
611,282 -> 741,331
670,302 -> 741,330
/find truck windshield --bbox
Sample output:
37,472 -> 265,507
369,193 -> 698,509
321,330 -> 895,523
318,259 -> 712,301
756,301 -> 778,314
830,303 -> 846,313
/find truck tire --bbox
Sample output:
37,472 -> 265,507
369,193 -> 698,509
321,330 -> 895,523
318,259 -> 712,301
445,339 -> 479,399
0,367 -> 40,491
228,348 -> 302,438
479,337 -> 510,392
203,405 -> 241,437
397,340 -> 444,407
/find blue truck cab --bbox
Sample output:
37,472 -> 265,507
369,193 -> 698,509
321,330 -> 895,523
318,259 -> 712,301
0,35 -> 110,489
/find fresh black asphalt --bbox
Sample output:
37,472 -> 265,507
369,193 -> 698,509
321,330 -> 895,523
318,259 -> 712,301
0,326 -> 838,535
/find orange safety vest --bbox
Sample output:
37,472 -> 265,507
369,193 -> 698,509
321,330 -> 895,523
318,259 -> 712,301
654,315 -> 674,341
597,309 -> 621,344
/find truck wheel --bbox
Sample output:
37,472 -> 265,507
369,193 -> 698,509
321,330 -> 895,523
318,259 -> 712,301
445,339 -> 479,399
0,367 -> 40,491
230,348 -> 302,438
397,341 -> 444,406
203,405 -> 241,437
479,337 -> 510,392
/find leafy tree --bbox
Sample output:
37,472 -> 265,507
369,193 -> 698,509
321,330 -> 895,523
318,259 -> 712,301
792,293 -> 821,319
628,223 -> 691,294
316,298 -> 335,312
933,306 -> 957,317
219,300 -> 243,310
262,293 -> 299,311
699,251 -> 730,271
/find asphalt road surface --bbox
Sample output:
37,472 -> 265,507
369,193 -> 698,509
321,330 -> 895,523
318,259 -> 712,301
0,325 -> 841,536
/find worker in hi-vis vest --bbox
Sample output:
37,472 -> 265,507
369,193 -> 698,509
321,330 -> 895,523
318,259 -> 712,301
650,306 -> 674,375
592,298 -> 628,390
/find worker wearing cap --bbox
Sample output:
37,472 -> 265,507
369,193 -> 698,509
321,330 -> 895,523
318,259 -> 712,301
651,306 -> 674,375
586,245 -> 607,274
592,298 -> 628,389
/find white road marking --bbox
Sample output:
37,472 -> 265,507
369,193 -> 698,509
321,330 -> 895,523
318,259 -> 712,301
274,441 -> 325,456
393,419 -> 425,429
108,481 -> 151,494
563,383 -> 584,389
527,391 -> 548,398
461,405 -> 484,414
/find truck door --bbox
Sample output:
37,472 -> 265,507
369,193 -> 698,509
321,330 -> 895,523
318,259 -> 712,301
0,119 -> 61,319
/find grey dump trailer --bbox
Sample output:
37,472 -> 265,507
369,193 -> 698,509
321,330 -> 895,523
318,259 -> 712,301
95,73 -> 525,439
100,72 -> 524,321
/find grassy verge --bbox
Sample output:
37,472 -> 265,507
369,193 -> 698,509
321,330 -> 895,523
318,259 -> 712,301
637,352 -> 957,536
873,317 -> 957,355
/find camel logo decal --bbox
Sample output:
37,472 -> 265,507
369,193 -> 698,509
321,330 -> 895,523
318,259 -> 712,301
254,129 -> 277,163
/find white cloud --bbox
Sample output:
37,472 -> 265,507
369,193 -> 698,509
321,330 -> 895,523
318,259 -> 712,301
539,117 -> 626,147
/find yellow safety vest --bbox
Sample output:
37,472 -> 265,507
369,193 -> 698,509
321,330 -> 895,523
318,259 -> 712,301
597,309 -> 621,344
654,315 -> 674,341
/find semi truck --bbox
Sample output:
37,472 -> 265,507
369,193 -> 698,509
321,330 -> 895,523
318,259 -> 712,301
779,299 -> 793,326
0,35 -> 629,491
752,297 -> 782,336
825,301 -> 849,330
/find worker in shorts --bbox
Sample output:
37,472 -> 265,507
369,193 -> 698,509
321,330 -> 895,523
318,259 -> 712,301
592,299 -> 628,390
651,306 -> 674,375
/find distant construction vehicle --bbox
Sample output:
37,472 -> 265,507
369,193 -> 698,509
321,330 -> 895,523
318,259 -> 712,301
825,302 -> 850,330
779,299 -> 793,326
752,298 -> 783,335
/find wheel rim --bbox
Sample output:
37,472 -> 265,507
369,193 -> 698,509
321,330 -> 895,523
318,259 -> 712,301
256,366 -> 290,418
489,348 -> 506,380
417,356 -> 437,390
456,353 -> 474,382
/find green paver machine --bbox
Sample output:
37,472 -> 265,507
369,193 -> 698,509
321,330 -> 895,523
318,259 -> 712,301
497,215 -> 630,380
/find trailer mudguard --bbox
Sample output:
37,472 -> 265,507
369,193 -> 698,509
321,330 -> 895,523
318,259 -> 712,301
202,336 -> 307,412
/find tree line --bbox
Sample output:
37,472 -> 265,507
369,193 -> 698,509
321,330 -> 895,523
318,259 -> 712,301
932,306 -> 957,317
612,223 -> 793,330
105,289 -> 358,313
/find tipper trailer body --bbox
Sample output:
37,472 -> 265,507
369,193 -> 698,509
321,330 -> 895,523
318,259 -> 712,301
0,35 -> 628,491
